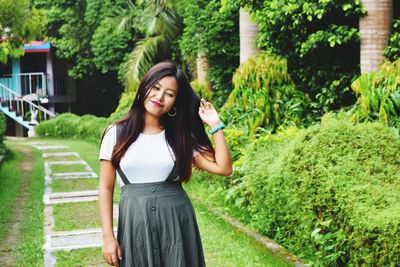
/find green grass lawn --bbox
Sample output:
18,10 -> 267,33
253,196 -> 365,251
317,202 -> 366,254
51,178 -> 99,192
0,142 -> 45,266
55,247 -> 108,267
45,155 -> 81,162
50,163 -> 88,174
53,201 -> 117,231
52,201 -> 292,267
4,137 -> 295,266
0,148 -> 24,242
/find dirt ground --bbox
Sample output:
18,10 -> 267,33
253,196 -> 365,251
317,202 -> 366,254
0,145 -> 34,265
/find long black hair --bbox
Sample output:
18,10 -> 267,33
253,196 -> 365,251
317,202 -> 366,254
101,61 -> 214,182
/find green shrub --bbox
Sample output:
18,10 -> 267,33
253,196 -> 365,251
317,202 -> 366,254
350,59 -> 400,128
246,0 -> 365,115
190,79 -> 213,101
107,90 -> 135,123
223,115 -> 400,265
220,53 -> 311,136
0,112 -> 6,155
179,0 -> 239,108
385,19 -> 400,61
36,113 -> 108,143
222,127 -> 251,164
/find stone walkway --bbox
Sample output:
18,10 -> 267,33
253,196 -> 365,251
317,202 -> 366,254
29,142 -> 118,267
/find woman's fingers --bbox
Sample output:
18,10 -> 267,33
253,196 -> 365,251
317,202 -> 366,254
104,253 -> 112,265
111,252 -> 119,266
117,245 -> 122,260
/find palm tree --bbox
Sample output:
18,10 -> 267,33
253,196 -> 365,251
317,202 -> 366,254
196,52 -> 211,89
239,7 -> 259,63
360,0 -> 393,73
116,0 -> 183,90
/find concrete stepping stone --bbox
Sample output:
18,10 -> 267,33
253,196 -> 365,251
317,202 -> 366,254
49,172 -> 98,179
44,161 -> 98,180
33,145 -> 70,151
48,228 -> 118,251
43,152 -> 80,158
47,160 -> 87,165
43,190 -> 99,204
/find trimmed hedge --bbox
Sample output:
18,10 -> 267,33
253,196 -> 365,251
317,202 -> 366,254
36,113 -> 108,143
196,115 -> 400,266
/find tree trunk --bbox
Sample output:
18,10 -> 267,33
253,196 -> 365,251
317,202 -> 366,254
196,52 -> 211,90
360,0 -> 393,73
239,8 -> 259,63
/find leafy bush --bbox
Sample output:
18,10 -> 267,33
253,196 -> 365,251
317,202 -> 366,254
246,0 -> 365,115
179,0 -> 239,108
350,59 -> 400,128
385,19 -> 400,62
219,115 -> 400,265
223,127 -> 251,163
107,90 -> 135,123
36,113 -> 108,143
0,113 -> 6,156
220,53 -> 311,136
190,80 -> 213,101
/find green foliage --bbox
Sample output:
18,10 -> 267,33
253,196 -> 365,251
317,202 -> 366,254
350,59 -> 400,128
385,19 -> 400,62
35,0 -> 133,78
0,0 -> 44,63
179,0 -> 239,107
247,0 -> 365,116
91,18 -> 132,74
36,113 -> 108,143
223,127 -> 251,163
220,53 -> 311,136
190,80 -> 213,101
118,0 -> 183,90
107,90 -> 136,123
206,116 -> 400,265
0,113 -> 6,155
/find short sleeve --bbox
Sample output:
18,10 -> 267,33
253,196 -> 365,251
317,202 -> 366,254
99,125 -> 117,160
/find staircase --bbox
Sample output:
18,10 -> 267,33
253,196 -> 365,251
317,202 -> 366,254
0,82 -> 56,129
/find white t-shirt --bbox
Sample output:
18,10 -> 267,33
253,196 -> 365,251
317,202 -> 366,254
99,125 -> 201,186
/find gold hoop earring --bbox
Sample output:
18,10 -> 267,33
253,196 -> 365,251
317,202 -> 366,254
168,107 -> 177,117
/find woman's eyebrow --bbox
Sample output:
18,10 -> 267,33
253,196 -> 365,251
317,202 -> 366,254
155,82 -> 176,93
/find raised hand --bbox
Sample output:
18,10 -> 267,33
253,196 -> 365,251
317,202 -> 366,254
198,98 -> 221,128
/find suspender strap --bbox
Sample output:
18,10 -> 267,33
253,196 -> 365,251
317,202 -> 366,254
165,163 -> 179,181
117,167 -> 131,185
116,123 -> 131,186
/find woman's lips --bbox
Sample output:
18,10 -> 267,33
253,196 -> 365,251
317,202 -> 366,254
150,100 -> 163,107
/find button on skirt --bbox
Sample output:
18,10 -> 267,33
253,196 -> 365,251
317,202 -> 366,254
117,181 -> 206,267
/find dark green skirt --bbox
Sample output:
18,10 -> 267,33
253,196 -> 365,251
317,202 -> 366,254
117,181 -> 206,267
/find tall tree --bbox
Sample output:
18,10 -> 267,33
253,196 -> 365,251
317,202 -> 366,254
0,0 -> 43,63
117,0 -> 183,90
360,0 -> 393,73
239,7 -> 259,63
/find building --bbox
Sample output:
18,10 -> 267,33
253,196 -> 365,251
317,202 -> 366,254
0,41 -> 76,136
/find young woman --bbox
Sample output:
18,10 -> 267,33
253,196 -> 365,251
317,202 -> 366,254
98,61 -> 232,267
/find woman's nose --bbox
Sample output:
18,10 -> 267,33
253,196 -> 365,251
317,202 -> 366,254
155,91 -> 164,101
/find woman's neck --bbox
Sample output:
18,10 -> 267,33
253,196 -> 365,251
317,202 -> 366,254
143,112 -> 164,133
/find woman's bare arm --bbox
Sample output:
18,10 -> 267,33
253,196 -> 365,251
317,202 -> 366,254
193,126 -> 232,176
99,160 -> 116,238
98,160 -> 121,266
193,99 -> 233,176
